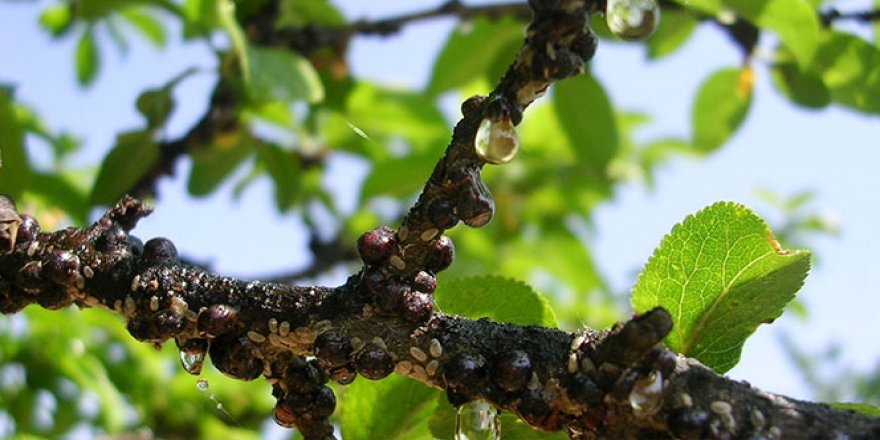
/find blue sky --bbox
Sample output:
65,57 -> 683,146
1,0 -> 879,404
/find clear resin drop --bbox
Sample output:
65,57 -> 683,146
196,378 -> 209,391
606,0 -> 660,41
180,350 -> 206,375
474,117 -> 520,165
455,400 -> 499,440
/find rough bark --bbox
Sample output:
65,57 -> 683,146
2,0 -> 880,439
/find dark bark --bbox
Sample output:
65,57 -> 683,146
1,196 -> 878,439
3,0 -> 880,439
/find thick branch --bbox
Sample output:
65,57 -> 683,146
2,197 -> 879,439
5,1 -> 880,439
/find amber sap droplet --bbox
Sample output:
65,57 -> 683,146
606,0 -> 660,41
474,117 -> 520,165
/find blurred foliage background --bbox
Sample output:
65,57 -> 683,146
1,0 -> 878,438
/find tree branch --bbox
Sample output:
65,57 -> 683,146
128,78 -> 239,200
821,8 -> 880,26
342,1 -> 531,37
5,0 -> 880,439
2,196 -> 879,438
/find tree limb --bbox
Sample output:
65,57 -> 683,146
2,196 -> 878,438
5,0 -> 880,439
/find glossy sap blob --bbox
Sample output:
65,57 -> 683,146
606,0 -> 660,41
474,117 -> 520,164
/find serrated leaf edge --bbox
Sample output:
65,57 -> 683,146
631,201 -> 810,354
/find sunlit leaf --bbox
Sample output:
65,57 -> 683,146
553,73 -> 619,176
691,67 -> 753,152
90,130 -> 158,206
436,275 -> 558,327
428,16 -> 525,94
360,149 -> 437,200
770,60 -> 830,109
728,0 -> 819,68
136,88 -> 175,129
0,87 -> 31,197
27,172 -> 90,225
278,0 -> 345,27
813,31 -> 880,114
121,7 -> 167,47
247,46 -> 325,103
340,375 -> 439,440
76,29 -> 100,86
632,202 -> 811,373
188,133 -> 254,196
646,9 -> 698,59
345,82 -> 447,149
255,143 -> 302,211
39,2 -> 73,37
669,0 -> 719,15
182,0 -> 218,38
671,0 -> 818,68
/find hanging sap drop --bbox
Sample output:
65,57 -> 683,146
474,117 -> 520,165
606,0 -> 660,41
180,350 -> 206,375
455,400 -> 500,440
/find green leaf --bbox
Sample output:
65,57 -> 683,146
728,0 -> 819,68
278,0 -> 346,28
188,133 -> 254,196
0,87 -> 31,197
136,67 -> 198,129
827,402 -> 880,418
182,0 -> 218,38
428,16 -> 525,94
120,7 -> 167,47
435,275 -> 558,327
671,0 -> 720,14
76,29 -> 100,86
39,2 -> 73,37
345,83 -> 447,151
769,59 -> 830,109
631,202 -> 811,373
646,9 -> 698,59
255,143 -> 301,211
691,67 -> 753,152
217,0 -> 250,85
27,172 -> 90,225
90,130 -> 159,206
340,375 -> 439,440
247,46 -> 325,103
553,73 -> 619,176
812,31 -> 880,114
494,412 -> 569,439
506,229 -> 605,303
136,88 -> 175,129
671,0 -> 819,68
361,149 -> 437,200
